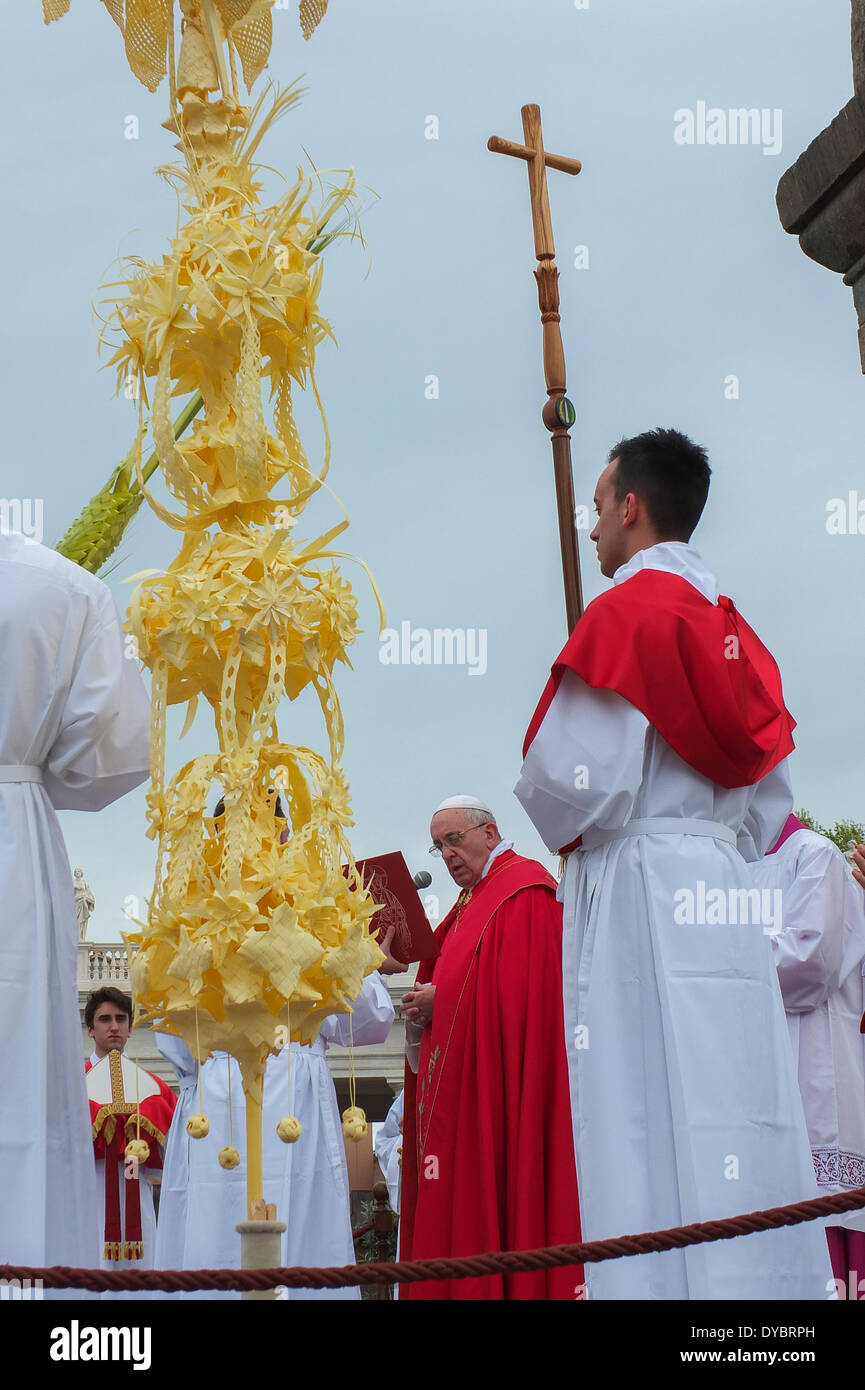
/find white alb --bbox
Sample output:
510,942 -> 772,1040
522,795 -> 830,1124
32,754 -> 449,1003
515,541 -> 833,1300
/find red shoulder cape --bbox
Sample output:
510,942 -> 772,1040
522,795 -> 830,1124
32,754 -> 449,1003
85,1059 -> 176,1168
400,851 -> 582,1300
523,568 -> 795,790
85,1057 -> 177,1261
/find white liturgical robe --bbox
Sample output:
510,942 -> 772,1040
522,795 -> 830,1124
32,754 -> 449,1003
515,541 -> 833,1300
155,973 -> 394,1299
751,828 -> 865,1231
374,1089 -> 404,1215
0,534 -> 151,1274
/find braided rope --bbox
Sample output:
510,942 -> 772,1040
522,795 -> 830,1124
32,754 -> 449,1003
4,1184 -> 863,1293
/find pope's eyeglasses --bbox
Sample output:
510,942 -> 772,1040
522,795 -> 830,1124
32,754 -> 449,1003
428,823 -> 492,857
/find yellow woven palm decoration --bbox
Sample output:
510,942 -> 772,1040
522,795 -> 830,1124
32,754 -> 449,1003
299,0 -> 328,41
44,0 -> 381,1211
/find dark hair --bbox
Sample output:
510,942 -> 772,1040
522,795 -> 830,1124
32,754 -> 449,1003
607,427 -> 711,541
213,794 -> 286,818
85,986 -> 133,1030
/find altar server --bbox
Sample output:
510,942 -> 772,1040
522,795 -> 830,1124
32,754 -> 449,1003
752,814 -> 865,1299
85,988 -> 176,1281
516,428 -> 832,1299
0,532 -> 150,1273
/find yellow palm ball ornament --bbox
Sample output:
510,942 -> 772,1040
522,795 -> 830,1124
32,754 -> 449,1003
43,0 -> 385,1220
276,1116 -> 302,1144
341,1105 -> 368,1143
125,1138 -> 151,1164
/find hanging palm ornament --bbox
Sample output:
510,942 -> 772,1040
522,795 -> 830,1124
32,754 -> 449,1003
43,0 -> 384,1213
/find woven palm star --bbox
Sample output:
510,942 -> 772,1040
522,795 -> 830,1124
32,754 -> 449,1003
236,903 -> 324,1001
199,884 -> 267,947
320,916 -> 383,1000
167,932 -> 213,995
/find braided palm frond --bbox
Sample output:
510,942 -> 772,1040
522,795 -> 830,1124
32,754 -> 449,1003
57,392 -> 205,575
56,451 -> 145,575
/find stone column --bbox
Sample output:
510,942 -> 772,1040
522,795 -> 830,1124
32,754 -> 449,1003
776,2 -> 865,370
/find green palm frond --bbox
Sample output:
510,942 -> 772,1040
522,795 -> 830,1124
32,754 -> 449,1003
56,394 -> 204,574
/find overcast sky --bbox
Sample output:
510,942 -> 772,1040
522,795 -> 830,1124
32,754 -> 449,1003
3,0 -> 863,940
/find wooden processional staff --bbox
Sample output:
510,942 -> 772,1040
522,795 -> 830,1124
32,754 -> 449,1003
488,106 -> 584,632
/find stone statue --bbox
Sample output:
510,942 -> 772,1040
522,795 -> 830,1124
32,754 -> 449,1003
73,867 -> 95,941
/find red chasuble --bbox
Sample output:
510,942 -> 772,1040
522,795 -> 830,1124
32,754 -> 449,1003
85,1056 -> 176,1261
400,850 -> 582,1300
523,568 -> 795,789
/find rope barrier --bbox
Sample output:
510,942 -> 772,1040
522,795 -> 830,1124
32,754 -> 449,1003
3,1183 -> 864,1293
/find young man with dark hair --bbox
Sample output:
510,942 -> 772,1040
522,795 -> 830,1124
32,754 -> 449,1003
517,428 -> 832,1300
84,986 -> 133,1041
84,988 -> 176,1284
606,427 -> 711,547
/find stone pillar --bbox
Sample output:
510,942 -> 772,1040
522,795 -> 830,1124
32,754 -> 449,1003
776,2 -> 865,370
236,1219 -> 287,1302
853,0 -> 865,93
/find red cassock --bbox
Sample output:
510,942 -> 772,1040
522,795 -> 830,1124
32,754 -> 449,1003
85,1056 -> 176,1261
400,849 -> 582,1300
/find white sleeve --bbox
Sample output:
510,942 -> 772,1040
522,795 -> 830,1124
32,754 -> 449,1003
736,759 -> 794,862
42,587 -> 151,811
374,1091 -> 404,1156
514,669 -> 649,851
770,840 -> 850,1012
839,874 -> 865,985
154,1031 -> 199,1089
404,1019 -> 423,1075
319,972 -> 395,1047
374,1092 -> 404,1214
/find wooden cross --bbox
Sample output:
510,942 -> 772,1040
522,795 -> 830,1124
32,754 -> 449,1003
489,105 -> 585,630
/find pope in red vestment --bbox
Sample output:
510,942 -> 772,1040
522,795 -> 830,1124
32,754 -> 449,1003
399,796 -> 581,1300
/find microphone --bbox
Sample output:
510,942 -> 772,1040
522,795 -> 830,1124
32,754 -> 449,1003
413,870 -> 433,890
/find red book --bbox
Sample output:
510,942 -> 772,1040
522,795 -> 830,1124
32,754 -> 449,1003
348,851 -> 440,966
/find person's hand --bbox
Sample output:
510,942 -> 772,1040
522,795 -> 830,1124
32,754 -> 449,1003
377,921 -> 406,975
852,844 -> 865,891
402,983 -> 435,1028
